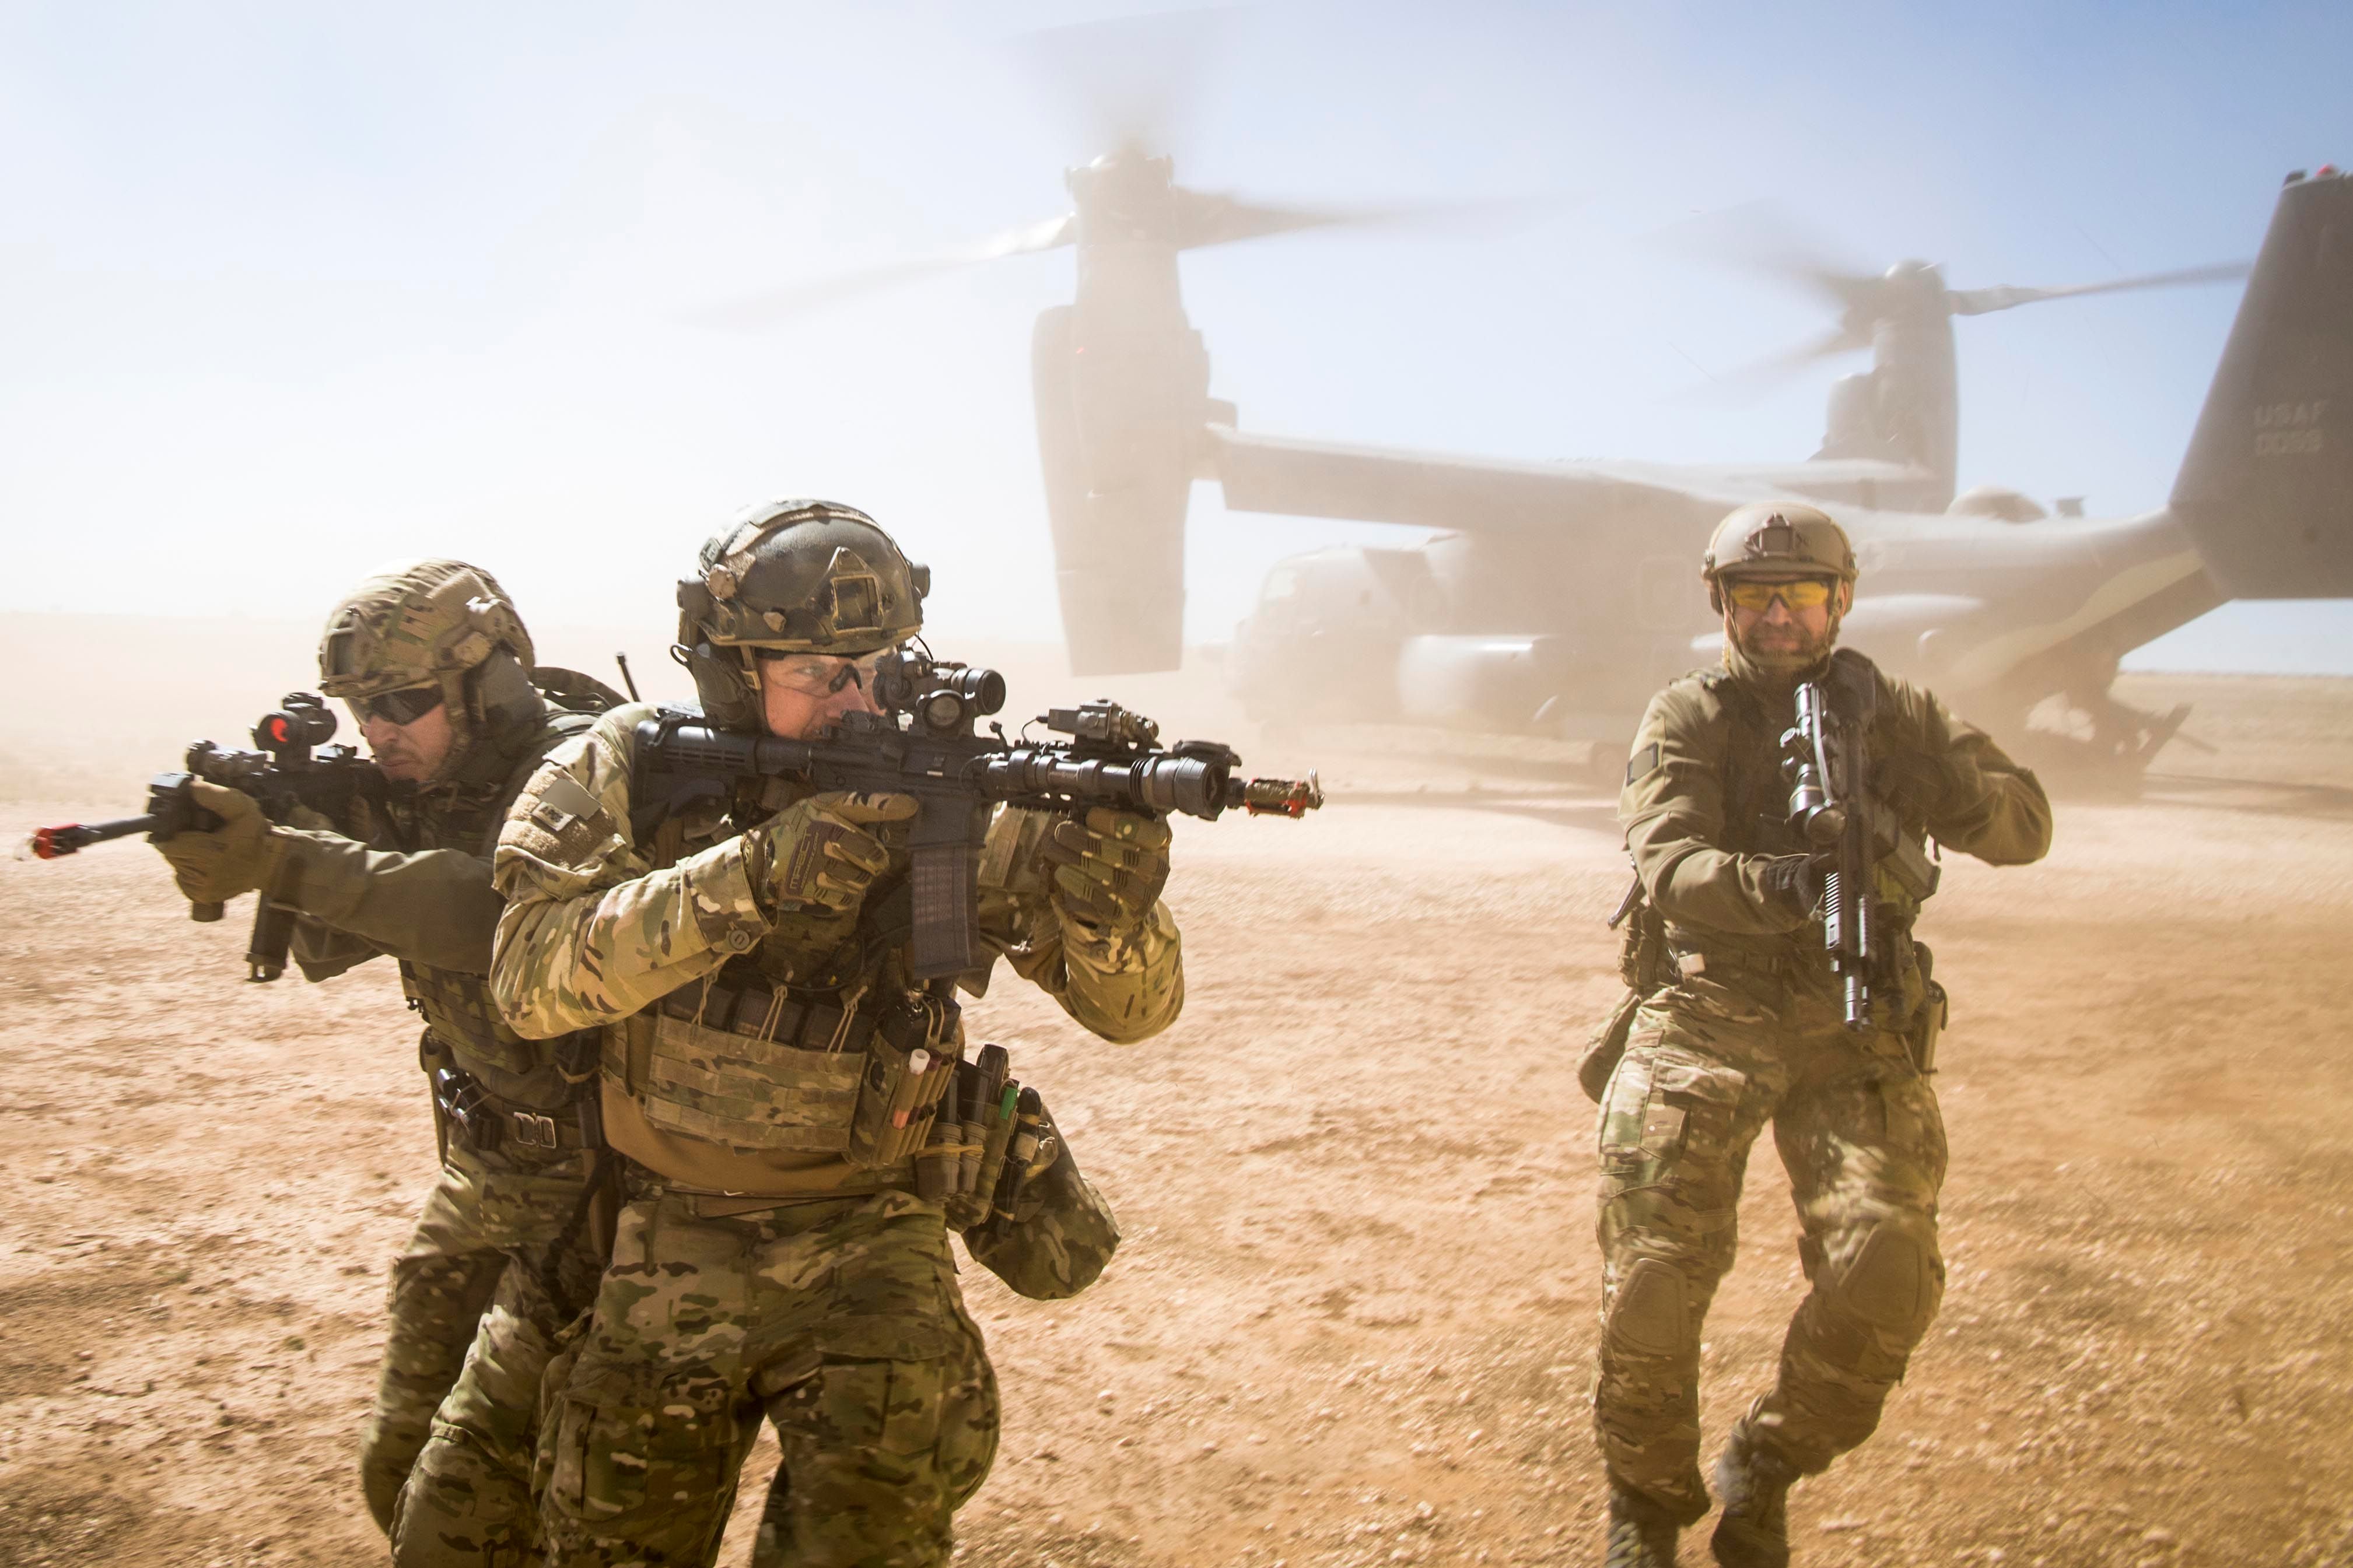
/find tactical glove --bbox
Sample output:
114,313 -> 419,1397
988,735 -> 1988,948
1037,806 -> 1172,930
1759,853 -> 1826,922
153,780 -> 285,905
1872,750 -> 1964,822
751,791 -> 916,916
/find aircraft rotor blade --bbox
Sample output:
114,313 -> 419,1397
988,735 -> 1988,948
1945,260 -> 2252,317
1685,325 -> 1868,403
687,215 -> 1076,328
1012,7 -> 1237,160
1654,200 -> 1882,315
1170,190 -> 1557,251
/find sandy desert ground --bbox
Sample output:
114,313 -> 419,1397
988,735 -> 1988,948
3,615 -> 2351,1567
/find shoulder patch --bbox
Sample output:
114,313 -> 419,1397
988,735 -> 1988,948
1626,742 -> 1663,786
530,771 -> 606,836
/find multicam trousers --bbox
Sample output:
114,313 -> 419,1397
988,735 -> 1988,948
1591,972 -> 1948,1522
531,1180 -> 999,1568
391,1212 -> 610,1567
360,1131 -> 602,1534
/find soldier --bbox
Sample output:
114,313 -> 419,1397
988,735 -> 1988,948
1587,503 -> 2052,1568
149,561 -> 613,1537
484,499 -> 1175,1566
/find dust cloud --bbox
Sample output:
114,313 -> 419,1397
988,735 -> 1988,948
3,609 -> 2351,1566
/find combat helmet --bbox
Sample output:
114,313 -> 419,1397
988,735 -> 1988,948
675,499 -> 929,730
1700,501 -> 1857,612
317,559 -> 537,766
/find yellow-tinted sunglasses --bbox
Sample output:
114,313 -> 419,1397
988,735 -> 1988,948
1724,578 -> 1834,612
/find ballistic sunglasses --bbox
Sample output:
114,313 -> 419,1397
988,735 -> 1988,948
360,685 -> 446,725
753,648 -> 890,697
1724,578 -> 1835,612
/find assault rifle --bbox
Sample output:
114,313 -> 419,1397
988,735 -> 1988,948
633,647 -> 1322,981
30,692 -> 386,981
1781,653 -> 1939,1030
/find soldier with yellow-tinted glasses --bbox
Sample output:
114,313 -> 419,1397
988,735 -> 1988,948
1588,503 -> 2051,1568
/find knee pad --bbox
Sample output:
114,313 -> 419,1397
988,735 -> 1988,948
1834,1225 -> 1941,1340
1605,1258 -> 1690,1359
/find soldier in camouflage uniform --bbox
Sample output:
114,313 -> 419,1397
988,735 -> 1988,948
150,561 -> 615,1538
482,499 -> 1174,1567
1587,503 -> 2052,1568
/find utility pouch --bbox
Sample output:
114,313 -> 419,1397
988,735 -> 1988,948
989,1087 -> 1048,1225
950,1047 -> 1020,1230
915,1116 -> 964,1204
1910,980 -> 1948,1075
961,1096 -> 1118,1301
1580,988 -> 1645,1104
845,994 -> 960,1171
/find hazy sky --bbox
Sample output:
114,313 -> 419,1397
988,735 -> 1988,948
4,1 -> 2350,670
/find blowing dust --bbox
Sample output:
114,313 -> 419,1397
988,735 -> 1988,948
2,615 -> 2350,1567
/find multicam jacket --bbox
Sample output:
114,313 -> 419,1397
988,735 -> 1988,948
488,703 -> 1185,1197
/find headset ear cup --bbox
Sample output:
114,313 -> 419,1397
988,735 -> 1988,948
682,641 -> 763,728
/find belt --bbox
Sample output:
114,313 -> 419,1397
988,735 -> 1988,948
500,1101 -> 602,1152
433,1065 -> 603,1155
617,1160 -> 916,1213
1671,945 -> 1795,978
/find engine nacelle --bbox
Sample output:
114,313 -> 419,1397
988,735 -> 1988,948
1395,634 -> 1575,729
1816,371 -> 1881,460
1032,205 -> 1217,677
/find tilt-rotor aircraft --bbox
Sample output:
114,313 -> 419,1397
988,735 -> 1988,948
724,155 -> 2351,771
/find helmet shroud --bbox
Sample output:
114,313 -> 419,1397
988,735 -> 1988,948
316,558 -> 536,765
675,499 -> 929,729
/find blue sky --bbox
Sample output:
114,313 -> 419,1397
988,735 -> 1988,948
2,1 -> 2348,669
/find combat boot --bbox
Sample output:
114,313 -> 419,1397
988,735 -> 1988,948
1709,1421 -> 1799,1568
1604,1485 -> 1680,1568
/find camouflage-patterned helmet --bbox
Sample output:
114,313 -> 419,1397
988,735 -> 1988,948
675,499 -> 929,728
1701,501 -> 1858,609
317,559 -> 536,773
317,559 -> 535,702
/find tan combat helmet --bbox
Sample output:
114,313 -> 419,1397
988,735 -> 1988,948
317,559 -> 537,763
675,499 -> 929,730
1700,501 -> 1858,612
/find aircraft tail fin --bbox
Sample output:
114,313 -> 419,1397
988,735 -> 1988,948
2170,169 -> 2353,597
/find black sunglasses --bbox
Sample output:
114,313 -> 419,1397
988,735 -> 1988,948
361,686 -> 445,725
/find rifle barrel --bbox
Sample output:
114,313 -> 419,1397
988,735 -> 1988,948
27,813 -> 160,859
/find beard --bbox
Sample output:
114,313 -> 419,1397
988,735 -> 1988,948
1729,613 -> 1839,675
372,743 -> 428,781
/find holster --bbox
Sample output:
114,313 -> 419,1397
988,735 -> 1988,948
1582,872 -> 1672,1104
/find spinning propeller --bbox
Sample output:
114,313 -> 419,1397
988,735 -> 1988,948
692,10 -> 1540,328
1672,204 -> 2252,394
